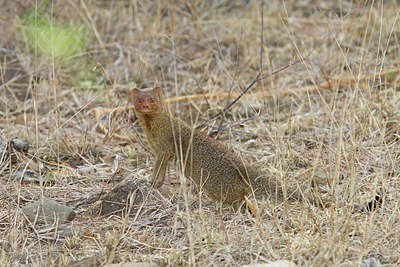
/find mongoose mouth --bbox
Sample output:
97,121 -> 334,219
137,107 -> 157,114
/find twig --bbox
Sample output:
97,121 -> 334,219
206,45 -> 314,123
89,66 -> 397,141
215,1 -> 265,134
205,10 -> 351,124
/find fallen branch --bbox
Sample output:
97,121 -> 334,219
90,68 -> 398,141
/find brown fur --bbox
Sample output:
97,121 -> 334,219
132,87 -> 313,208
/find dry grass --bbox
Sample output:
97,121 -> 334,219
1,1 -> 399,266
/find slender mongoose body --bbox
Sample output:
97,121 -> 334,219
132,87 -> 310,208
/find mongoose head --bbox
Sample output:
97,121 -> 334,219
132,87 -> 165,114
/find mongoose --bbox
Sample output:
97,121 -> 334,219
132,87 -> 314,209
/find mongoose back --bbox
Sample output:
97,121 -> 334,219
132,87 -> 309,208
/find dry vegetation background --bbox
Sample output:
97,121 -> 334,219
1,0 -> 399,266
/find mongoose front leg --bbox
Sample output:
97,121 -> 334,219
151,153 -> 173,188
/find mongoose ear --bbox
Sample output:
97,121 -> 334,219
131,88 -> 140,99
153,87 -> 164,100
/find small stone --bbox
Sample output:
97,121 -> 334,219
95,179 -> 144,217
361,257 -> 381,267
22,198 -> 76,225
10,138 -> 29,153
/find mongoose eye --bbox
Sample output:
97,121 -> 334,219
137,98 -> 143,103
150,98 -> 155,103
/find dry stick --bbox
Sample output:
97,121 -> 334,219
216,3 -> 264,134
215,34 -> 242,134
92,74 -> 373,111
167,68 -> 397,103
91,68 -> 398,141
206,48 -> 315,123
204,10 -> 350,125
